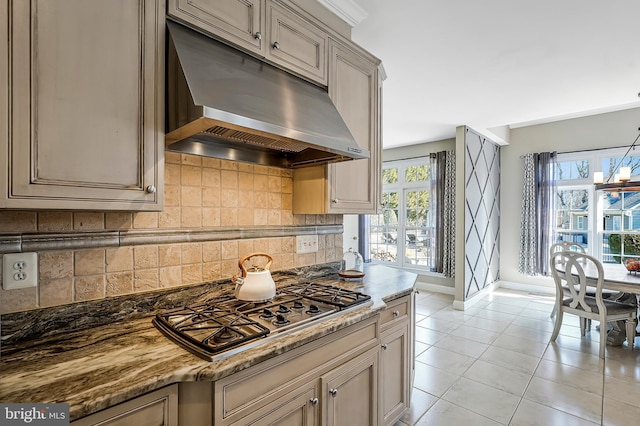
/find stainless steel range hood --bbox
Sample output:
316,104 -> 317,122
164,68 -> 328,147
166,21 -> 369,168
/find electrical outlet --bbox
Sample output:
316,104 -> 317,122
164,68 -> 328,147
3,252 -> 38,290
296,235 -> 318,253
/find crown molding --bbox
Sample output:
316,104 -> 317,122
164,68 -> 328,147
316,0 -> 368,27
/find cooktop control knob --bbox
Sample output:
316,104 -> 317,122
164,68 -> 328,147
274,313 -> 289,326
292,300 -> 304,309
278,304 -> 291,313
261,308 -> 274,318
307,304 -> 320,314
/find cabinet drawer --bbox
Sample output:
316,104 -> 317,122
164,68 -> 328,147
380,296 -> 409,330
71,385 -> 178,426
214,316 -> 377,424
266,1 -> 327,84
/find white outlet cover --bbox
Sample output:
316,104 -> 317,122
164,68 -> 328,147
3,252 -> 38,290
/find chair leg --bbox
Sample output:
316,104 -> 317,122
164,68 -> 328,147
580,318 -> 587,336
625,319 -> 636,351
598,318 -> 606,359
550,304 -> 557,319
550,308 -> 563,342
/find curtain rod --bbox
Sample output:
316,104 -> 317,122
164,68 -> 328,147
519,144 -> 635,159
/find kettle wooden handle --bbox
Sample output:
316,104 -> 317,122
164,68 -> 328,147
238,253 -> 273,277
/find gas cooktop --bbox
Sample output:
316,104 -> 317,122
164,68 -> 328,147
153,282 -> 371,361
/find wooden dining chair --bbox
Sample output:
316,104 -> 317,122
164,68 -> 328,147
550,251 -> 637,358
549,242 -> 586,321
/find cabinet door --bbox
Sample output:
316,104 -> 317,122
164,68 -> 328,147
265,1 -> 327,85
168,0 -> 265,54
2,0 -> 163,210
233,385 -> 319,426
322,349 -> 378,426
327,39 -> 381,214
71,385 -> 178,426
380,324 -> 410,425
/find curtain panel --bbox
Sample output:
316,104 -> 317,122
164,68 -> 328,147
429,150 -> 456,277
518,152 -> 557,276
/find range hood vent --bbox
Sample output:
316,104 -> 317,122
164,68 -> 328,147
165,21 -> 369,168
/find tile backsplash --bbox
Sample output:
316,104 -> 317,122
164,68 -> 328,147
0,152 -> 343,314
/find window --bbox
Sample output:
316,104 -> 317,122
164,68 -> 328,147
555,148 -> 640,264
367,158 -> 434,270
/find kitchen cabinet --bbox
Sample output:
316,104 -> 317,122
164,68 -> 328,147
322,349 -> 378,426
167,0 -> 266,55
167,0 -> 327,85
379,295 -> 412,426
292,39 -> 382,214
0,0 -> 164,211
265,1 -> 327,85
210,316 -> 378,426
71,384 -> 178,426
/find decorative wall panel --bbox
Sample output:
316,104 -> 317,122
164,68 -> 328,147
464,128 -> 500,299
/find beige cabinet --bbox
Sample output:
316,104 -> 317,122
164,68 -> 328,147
0,0 -> 164,211
167,0 -> 266,55
293,39 -> 382,214
265,1 -> 327,84
322,349 -> 378,426
379,295 -> 413,425
167,0 -> 327,85
71,384 -> 178,426
212,316 -> 378,426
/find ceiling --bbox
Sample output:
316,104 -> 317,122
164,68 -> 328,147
347,0 -> 640,149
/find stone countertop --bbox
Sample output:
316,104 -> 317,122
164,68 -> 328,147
0,264 -> 416,421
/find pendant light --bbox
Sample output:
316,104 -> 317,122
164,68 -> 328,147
594,127 -> 640,192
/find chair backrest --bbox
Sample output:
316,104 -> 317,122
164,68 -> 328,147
550,242 -> 586,266
550,251 -> 604,313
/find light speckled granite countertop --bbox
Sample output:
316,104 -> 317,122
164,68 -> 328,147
0,264 -> 416,421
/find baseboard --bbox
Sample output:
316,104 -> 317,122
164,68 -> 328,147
452,281 -> 501,310
415,281 -> 455,295
497,280 -> 555,296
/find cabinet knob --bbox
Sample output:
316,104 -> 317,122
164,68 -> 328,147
273,41 -> 280,50
332,198 -> 339,204
381,343 -> 388,350
310,397 -> 319,405
393,310 -> 400,317
329,388 -> 338,397
254,32 -> 262,40
145,185 -> 156,194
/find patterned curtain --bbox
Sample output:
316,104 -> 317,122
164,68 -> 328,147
518,152 -> 557,275
429,150 -> 456,277
442,150 -> 456,277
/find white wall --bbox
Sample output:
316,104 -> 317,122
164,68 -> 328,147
500,107 -> 640,289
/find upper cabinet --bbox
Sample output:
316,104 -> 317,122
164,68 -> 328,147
168,0 -> 327,85
167,0 -> 266,55
293,40 -> 382,214
265,1 -> 327,85
0,0 -> 164,211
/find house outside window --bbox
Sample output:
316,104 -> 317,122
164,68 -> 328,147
555,148 -> 640,263
367,158 -> 433,270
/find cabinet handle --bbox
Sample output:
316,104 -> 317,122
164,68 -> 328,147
329,388 -> 338,397
310,397 -> 319,405
273,41 -> 280,50
381,343 -> 388,350
254,32 -> 262,40
145,185 -> 156,194
393,310 -> 400,317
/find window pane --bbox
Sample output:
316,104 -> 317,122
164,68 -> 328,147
405,190 -> 429,227
601,155 -> 640,180
405,165 -> 430,183
368,191 -> 398,264
556,160 -> 589,180
382,168 -> 398,184
555,189 -> 588,231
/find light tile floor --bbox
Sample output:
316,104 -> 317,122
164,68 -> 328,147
397,288 -> 640,426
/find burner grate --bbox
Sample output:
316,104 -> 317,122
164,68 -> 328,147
281,282 -> 371,309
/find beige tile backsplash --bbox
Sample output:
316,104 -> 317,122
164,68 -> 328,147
0,153 -> 343,314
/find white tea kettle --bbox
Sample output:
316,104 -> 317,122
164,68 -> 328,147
232,253 -> 276,302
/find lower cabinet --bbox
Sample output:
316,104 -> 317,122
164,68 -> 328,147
71,384 -> 178,426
